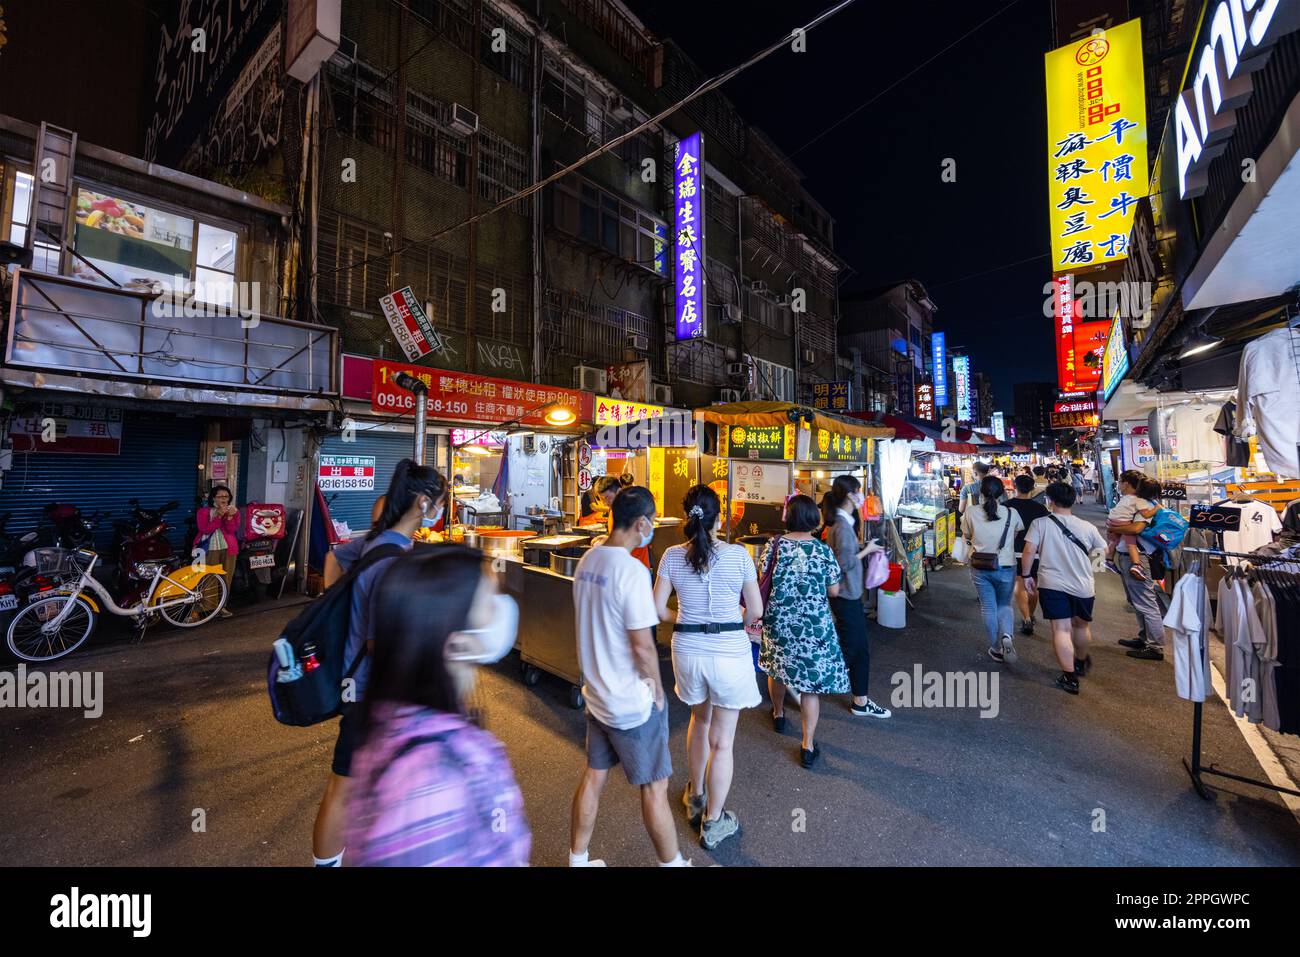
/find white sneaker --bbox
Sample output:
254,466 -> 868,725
659,855 -> 694,867
1000,634 -> 1018,664
569,853 -> 607,867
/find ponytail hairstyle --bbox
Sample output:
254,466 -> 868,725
682,484 -> 721,575
979,475 -> 1004,521
820,473 -> 862,536
366,458 -> 447,540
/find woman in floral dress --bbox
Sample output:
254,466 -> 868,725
759,495 -> 848,769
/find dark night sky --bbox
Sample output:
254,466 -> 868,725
624,0 -> 1058,411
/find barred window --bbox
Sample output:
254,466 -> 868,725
318,209 -> 391,311
479,130 -> 529,211
551,174 -> 667,276
405,91 -> 470,188
327,57 -> 397,153
751,356 -> 794,402
479,4 -> 531,90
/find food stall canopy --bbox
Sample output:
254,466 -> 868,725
847,412 -> 979,454
960,427 -> 1015,453
699,402 -> 894,440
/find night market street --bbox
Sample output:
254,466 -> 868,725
3,506 -> 1297,868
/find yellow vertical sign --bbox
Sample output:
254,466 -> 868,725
648,447 -> 666,516
1045,18 -> 1148,273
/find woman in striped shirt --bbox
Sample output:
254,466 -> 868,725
344,547 -> 531,866
653,485 -> 763,851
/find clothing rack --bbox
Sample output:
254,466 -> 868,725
1179,545 -> 1300,801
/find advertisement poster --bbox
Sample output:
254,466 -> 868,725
379,286 -> 443,362
606,360 -> 651,403
369,359 -> 591,425
319,454 -> 376,492
812,381 -> 851,412
8,405 -> 124,455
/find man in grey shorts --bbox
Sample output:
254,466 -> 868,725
568,487 -> 688,867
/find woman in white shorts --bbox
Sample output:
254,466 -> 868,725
653,484 -> 762,851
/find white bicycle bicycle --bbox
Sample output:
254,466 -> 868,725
6,548 -> 229,662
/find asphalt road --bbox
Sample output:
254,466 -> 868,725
3,514 -> 1299,867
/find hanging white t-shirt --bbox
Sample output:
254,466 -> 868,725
573,545 -> 661,730
1222,500 -> 1282,563
1164,572 -> 1210,702
1237,327 -> 1300,480
1167,403 -> 1223,463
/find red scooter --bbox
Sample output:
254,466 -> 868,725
111,499 -> 181,609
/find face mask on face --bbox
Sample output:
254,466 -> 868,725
638,517 -> 655,549
450,594 -> 519,664
420,498 -> 444,529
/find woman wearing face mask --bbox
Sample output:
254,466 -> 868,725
311,458 -> 447,868
652,485 -> 763,850
820,475 -> 891,719
345,547 -> 530,866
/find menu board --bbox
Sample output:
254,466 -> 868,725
803,427 -> 870,463
719,423 -> 794,461
731,461 -> 791,504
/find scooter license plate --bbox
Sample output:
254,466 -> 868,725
248,554 -> 276,569
0,595 -> 17,611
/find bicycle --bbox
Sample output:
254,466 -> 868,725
6,547 -> 229,663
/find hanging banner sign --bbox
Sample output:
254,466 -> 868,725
806,428 -> 870,464
1101,310 -> 1130,402
915,382 -> 935,421
931,332 -> 949,406
9,406 -> 124,456
369,358 -> 591,424
1045,18 -> 1148,272
319,454 -> 376,492
719,423 -> 794,461
379,286 -> 443,361
673,132 -> 707,340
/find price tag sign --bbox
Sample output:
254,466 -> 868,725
1189,504 -> 1241,531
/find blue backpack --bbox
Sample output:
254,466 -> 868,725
1139,505 -> 1188,555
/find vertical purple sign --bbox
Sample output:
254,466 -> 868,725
673,132 -> 706,340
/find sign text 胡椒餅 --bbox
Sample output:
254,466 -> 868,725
720,423 -> 794,461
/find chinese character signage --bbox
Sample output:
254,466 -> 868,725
812,381 -> 851,412
992,411 -> 1006,441
370,358 -> 592,425
1101,310 -> 1130,402
953,355 -> 971,422
1051,391 -> 1100,430
1054,275 -> 1107,391
915,382 -> 935,421
8,404 -> 123,455
807,428 -> 870,463
930,333 -> 948,406
895,357 -> 915,417
719,423 -> 794,461
319,454 -> 376,492
1046,18 -> 1148,271
380,286 -> 443,362
673,132 -> 706,341
594,398 -> 665,427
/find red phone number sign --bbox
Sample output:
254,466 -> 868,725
368,358 -> 593,425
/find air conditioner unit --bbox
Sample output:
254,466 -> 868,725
609,94 -> 635,119
750,281 -> 769,295
802,348 -> 816,364
719,303 -> 739,324
450,103 -> 479,136
625,332 -> 649,352
719,388 -> 742,403
651,382 -> 673,405
726,361 -> 748,378
573,365 -> 607,393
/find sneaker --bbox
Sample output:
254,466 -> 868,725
772,712 -> 786,733
987,646 -> 1006,664
219,608 -> 234,619
850,698 -> 892,718
1055,672 -> 1080,695
682,783 -> 707,829
1128,565 -> 1149,581
799,745 -> 821,769
1074,655 -> 1093,677
1118,637 -> 1146,650
699,810 -> 740,850
1126,645 -> 1165,661
999,635 -> 1018,664
1019,618 -> 1035,636
1104,559 -> 1121,575
569,855 -> 607,867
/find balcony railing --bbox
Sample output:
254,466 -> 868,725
4,270 -> 337,399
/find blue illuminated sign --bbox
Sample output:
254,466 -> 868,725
931,332 -> 948,406
673,132 -> 706,341
954,354 -> 971,422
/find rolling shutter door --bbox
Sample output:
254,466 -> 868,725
319,429 -> 417,535
0,412 -> 203,553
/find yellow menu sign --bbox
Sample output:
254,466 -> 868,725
1045,18 -> 1148,273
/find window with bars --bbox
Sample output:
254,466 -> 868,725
751,356 -> 795,402
327,58 -> 398,152
551,175 -> 668,276
318,210 -> 392,311
478,4 -> 531,90
665,338 -> 730,387
743,287 -> 792,335
405,90 -> 470,187
478,130 -> 529,211
542,288 -> 650,368
541,53 -> 660,165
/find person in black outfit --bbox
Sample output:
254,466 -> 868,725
1005,473 -> 1049,635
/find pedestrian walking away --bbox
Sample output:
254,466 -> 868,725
653,484 -> 762,851
759,495 -> 849,770
1020,482 -> 1108,695
820,475 -> 891,719
962,475 -> 1024,664
311,459 -> 447,867
1004,473 -> 1048,636
344,547 -> 530,866
569,486 -> 689,867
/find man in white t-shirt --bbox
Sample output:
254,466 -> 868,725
569,486 -> 688,868
1021,482 -> 1108,696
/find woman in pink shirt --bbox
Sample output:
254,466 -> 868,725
195,485 -> 240,617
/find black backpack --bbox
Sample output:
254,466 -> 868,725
267,543 -> 404,727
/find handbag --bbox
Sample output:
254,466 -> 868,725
864,549 -> 890,589
950,536 -> 968,564
970,509 -> 1012,571
745,535 -> 782,640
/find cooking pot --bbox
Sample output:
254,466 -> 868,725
549,548 -> 588,577
737,535 -> 771,571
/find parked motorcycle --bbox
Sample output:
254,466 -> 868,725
111,499 -> 181,609
235,502 -> 287,598
33,502 -> 99,552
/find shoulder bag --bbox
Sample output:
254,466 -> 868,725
1047,514 -> 1093,558
970,509 -> 1013,571
745,536 -> 782,640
